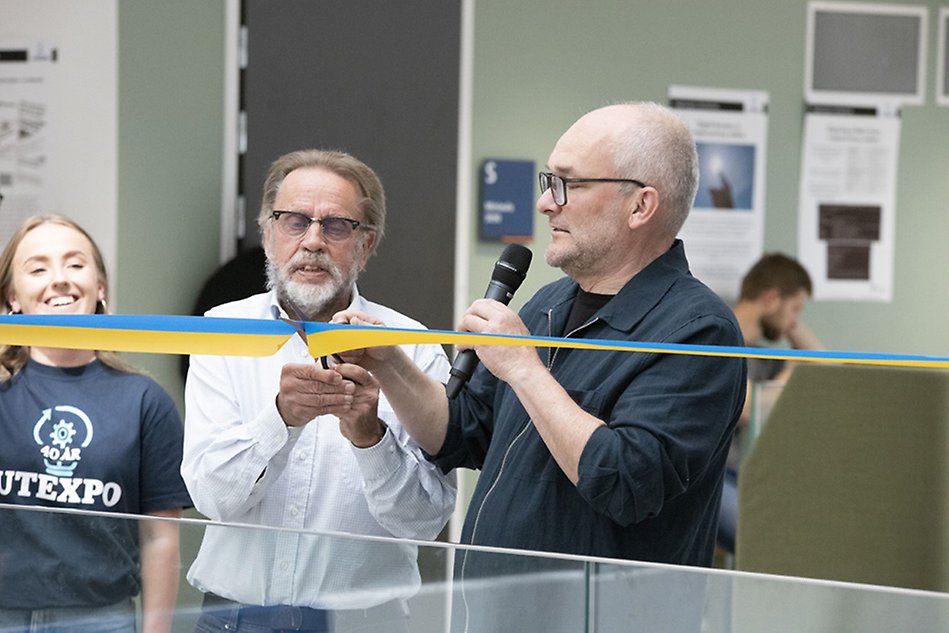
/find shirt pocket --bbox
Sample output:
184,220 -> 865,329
512,388 -> 605,483
565,388 -> 605,417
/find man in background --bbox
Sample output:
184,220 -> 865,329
732,253 -> 822,383
718,252 -> 823,553
182,149 -> 456,633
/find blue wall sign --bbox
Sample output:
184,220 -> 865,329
478,159 -> 534,242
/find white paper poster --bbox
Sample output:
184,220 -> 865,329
669,85 -> 769,301
0,38 -> 59,244
797,108 -> 899,301
938,7 -> 949,107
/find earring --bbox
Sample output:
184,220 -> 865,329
98,299 -> 109,314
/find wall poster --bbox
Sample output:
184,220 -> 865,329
669,85 -> 769,301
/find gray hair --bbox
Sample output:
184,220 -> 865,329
610,102 -> 698,237
257,149 -> 386,255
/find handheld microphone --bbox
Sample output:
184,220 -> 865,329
445,243 -> 532,399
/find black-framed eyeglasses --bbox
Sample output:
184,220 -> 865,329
271,210 -> 372,241
538,172 -> 649,206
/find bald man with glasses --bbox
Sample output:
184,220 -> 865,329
336,102 -> 746,582
181,149 -> 456,633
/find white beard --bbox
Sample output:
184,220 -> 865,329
267,248 -> 362,321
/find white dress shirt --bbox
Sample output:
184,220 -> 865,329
182,288 -> 455,609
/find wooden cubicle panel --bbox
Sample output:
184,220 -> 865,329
736,363 -> 949,591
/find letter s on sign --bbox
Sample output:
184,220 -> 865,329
483,161 -> 498,185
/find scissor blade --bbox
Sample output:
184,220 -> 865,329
270,304 -> 307,344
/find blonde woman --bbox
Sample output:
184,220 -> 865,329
0,215 -> 191,633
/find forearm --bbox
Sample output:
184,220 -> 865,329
371,348 -> 450,455
505,359 -> 603,484
776,320 -> 823,382
139,511 -> 182,633
787,321 -> 824,350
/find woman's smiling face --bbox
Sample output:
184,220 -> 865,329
6,222 -> 105,316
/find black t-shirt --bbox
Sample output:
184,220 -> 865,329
563,288 -> 614,335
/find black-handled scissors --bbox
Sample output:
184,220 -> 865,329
270,303 -> 342,369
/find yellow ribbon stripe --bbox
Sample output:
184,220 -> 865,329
0,324 -> 289,357
0,315 -> 291,357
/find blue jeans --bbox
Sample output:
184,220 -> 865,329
0,598 -> 136,633
194,604 -> 327,633
194,594 -> 411,633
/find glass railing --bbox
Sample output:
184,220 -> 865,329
2,503 -> 948,633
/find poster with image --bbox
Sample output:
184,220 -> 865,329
669,85 -> 769,301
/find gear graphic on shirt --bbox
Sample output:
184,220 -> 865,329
50,419 -> 78,449
33,405 -> 94,477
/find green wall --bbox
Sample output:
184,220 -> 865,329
117,2 -> 227,407
467,0 -> 949,358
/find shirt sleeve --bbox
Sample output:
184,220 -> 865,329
575,314 -> 747,526
433,361 -> 501,473
349,344 -> 457,539
139,380 -> 193,513
180,351 -> 293,521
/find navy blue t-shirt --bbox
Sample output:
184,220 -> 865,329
0,359 -> 192,608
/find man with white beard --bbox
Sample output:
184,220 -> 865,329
181,150 -> 456,633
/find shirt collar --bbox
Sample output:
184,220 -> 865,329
267,284 -> 363,322
594,239 -> 691,332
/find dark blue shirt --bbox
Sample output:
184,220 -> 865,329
0,359 -> 192,608
436,240 -> 746,568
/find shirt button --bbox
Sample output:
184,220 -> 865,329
299,349 -> 309,358
289,505 -> 299,516
280,561 -> 289,571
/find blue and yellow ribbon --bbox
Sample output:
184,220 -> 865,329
1,314 -> 948,369
0,314 -> 290,357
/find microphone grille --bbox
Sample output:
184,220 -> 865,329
493,244 -> 532,290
